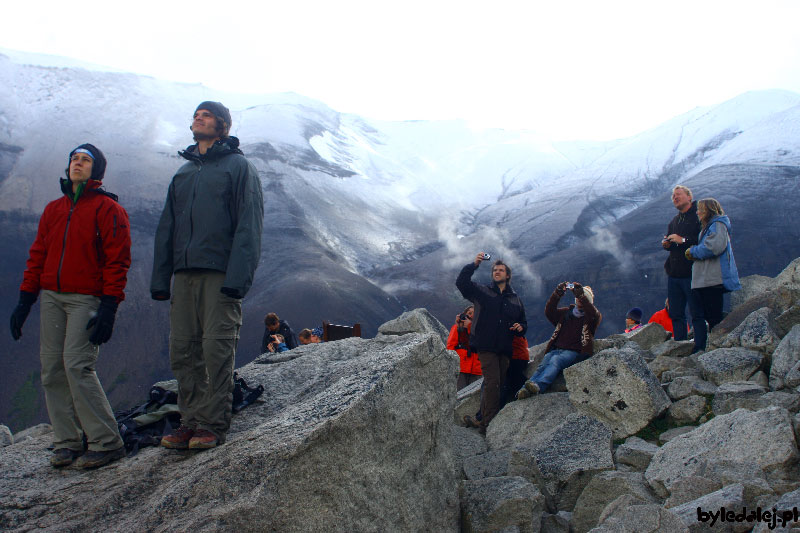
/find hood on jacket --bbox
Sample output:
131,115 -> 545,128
180,136 -> 243,162
59,177 -> 119,202
65,143 -> 107,181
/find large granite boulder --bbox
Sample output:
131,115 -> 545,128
590,494 -> 688,532
454,377 -> 483,425
377,307 -> 450,343
621,323 -> 669,351
718,307 -> 781,356
774,303 -> 800,338
0,320 -> 460,532
645,407 -> 799,498
731,274 -> 776,309
648,354 -> 691,381
666,376 -> 718,400
460,476 -> 546,533
509,413 -> 613,512
769,325 -> 800,390
614,436 -> 660,471
463,450 -> 512,481
713,382 -> 800,416
697,348 -> 765,385
713,285 -> 800,341
670,484 -> 746,533
571,471 -> 657,533
650,340 -> 695,359
667,395 -> 708,424
564,343 -> 671,438
487,392 -> 577,451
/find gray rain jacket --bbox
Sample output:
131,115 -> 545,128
151,137 -> 264,299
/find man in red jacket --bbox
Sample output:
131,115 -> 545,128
10,143 -> 131,469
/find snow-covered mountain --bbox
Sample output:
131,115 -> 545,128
1,49 -> 799,430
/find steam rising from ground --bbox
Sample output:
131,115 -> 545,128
437,218 -> 543,295
588,226 -> 635,273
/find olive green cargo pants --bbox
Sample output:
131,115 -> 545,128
39,290 -> 123,452
169,270 -> 241,443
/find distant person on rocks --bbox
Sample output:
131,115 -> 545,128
685,198 -> 741,353
446,305 -> 481,390
624,307 -> 644,333
647,299 -> 688,337
262,313 -> 299,352
10,143 -> 130,469
151,101 -> 264,451
298,327 -> 323,345
456,253 -> 527,434
516,282 -> 601,399
265,333 -> 290,353
662,185 -> 702,341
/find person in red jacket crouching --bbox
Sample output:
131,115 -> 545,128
10,143 -> 131,469
447,305 -> 481,390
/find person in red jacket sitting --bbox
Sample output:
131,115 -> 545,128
10,143 -> 131,469
447,305 -> 481,390
648,299 -> 689,337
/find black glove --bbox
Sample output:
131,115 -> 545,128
10,291 -> 37,340
556,282 -> 567,295
571,282 -> 585,298
151,291 -> 170,301
86,296 -> 119,345
220,287 -> 242,299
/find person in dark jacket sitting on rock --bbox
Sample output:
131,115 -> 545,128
517,282 -> 601,398
262,312 -> 299,353
456,253 -> 527,434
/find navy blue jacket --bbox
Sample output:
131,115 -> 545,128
456,262 -> 527,357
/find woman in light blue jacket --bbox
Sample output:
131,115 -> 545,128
685,198 -> 741,352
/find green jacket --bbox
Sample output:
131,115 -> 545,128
151,137 -> 264,298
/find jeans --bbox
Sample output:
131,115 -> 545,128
667,276 -> 703,342
692,285 -> 725,352
528,349 -> 581,393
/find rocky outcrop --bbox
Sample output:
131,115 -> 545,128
697,347 -> 765,385
718,307 -> 781,356
571,471 -> 657,533
590,494 -> 687,532
614,436 -> 659,471
0,309 -> 460,533
564,342 -> 671,438
460,476 -> 546,533
770,325 -> 800,390
645,407 -> 799,498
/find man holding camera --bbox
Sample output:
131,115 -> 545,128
516,281 -> 601,398
456,253 -> 527,434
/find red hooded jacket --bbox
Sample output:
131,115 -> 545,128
447,323 -> 482,375
20,179 -> 131,302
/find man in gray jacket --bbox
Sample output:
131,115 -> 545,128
151,101 -> 264,450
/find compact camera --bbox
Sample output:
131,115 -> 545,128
566,283 -> 574,289
459,313 -> 469,321
481,253 -> 491,260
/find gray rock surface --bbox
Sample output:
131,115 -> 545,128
487,392 -> 577,451
614,436 -> 660,471
731,274 -> 777,309
663,475 -> 722,508
751,370 -> 770,388
648,354 -> 690,381
645,407 -> 799,498
774,303 -> 800,338
670,484 -> 746,533
454,425 -> 488,464
622,323 -> 669,351
0,425 -> 11,447
11,423 -> 51,442
460,476 -> 545,533
697,348 -> 765,385
667,395 -> 708,424
752,486 -> 800,532
659,426 -> 696,443
463,450 -> 512,481
770,325 -> 800,390
715,388 -> 800,416
667,376 -> 718,400
571,471 -> 657,533
590,494 -> 688,532
541,511 -> 572,533
377,307 -> 450,343
0,323 -> 460,532
650,340 -> 696,359
455,377 -> 483,425
719,307 -> 781,356
565,343 -> 671,438
509,413 -> 613,512
712,381 -> 768,415
661,367 -> 702,382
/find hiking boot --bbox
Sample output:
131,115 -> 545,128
515,381 -> 540,400
188,429 -> 218,450
524,381 -> 540,395
462,415 -> 480,428
161,425 -> 195,449
50,448 -> 83,467
73,447 -> 125,469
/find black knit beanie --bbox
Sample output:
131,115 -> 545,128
195,101 -> 232,135
67,143 -> 107,181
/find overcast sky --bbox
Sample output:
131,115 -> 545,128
4,0 -> 800,140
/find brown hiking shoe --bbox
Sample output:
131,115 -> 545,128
74,447 -> 125,469
50,448 -> 83,467
462,415 -> 480,428
161,425 -> 195,449
188,429 -> 219,450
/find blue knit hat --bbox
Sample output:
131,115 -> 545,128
626,307 -> 643,322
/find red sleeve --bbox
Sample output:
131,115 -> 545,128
20,206 -> 51,295
446,324 -> 459,350
97,199 -> 132,302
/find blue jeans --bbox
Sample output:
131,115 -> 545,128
528,349 -> 581,393
667,277 -> 703,342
